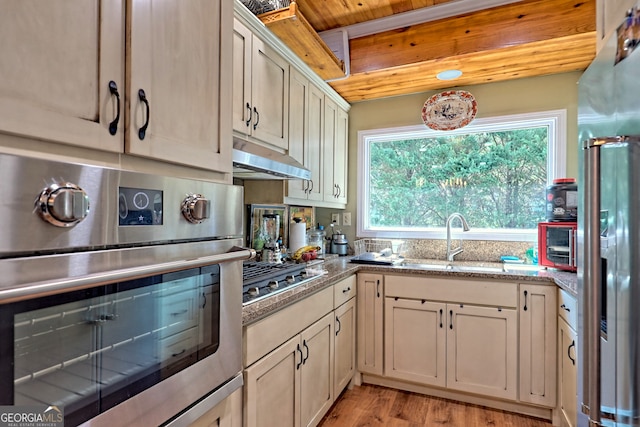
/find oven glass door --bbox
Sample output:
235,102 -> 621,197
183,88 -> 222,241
0,265 -> 221,426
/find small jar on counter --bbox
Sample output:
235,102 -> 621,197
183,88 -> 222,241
307,225 -> 326,255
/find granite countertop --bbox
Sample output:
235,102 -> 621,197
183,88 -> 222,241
242,256 -> 578,325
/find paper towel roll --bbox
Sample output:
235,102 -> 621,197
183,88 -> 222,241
289,222 -> 307,253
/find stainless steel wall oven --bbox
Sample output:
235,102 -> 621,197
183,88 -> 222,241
0,153 -> 253,426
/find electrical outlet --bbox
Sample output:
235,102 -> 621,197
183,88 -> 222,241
331,213 -> 340,225
343,212 -> 352,226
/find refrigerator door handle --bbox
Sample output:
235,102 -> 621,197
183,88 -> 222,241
581,137 -> 605,425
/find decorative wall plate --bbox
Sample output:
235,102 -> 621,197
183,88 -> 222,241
421,90 -> 477,131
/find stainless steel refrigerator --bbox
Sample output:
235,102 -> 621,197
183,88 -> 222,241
578,4 -> 640,426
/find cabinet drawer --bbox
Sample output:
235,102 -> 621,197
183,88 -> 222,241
334,275 -> 356,308
159,328 -> 198,361
558,288 -> 577,327
385,275 -> 518,308
157,289 -> 199,337
244,286 -> 333,367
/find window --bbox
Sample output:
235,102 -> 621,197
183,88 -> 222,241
357,110 -> 567,241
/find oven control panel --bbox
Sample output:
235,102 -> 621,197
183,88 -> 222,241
118,187 -> 163,226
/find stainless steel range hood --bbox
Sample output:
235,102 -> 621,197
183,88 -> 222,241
232,140 -> 311,180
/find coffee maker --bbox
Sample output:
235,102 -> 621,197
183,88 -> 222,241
329,226 -> 349,256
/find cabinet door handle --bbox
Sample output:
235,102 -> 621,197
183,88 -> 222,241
560,303 -> 571,312
138,89 -> 150,140
335,316 -> 341,336
245,102 -> 252,127
108,80 -> 120,135
302,339 -> 309,364
201,292 -> 207,309
439,309 -> 443,328
449,310 -> 453,330
296,343 -> 303,370
523,290 -> 528,311
253,107 -> 260,130
568,340 -> 576,366
308,180 -> 314,193
376,280 -> 380,298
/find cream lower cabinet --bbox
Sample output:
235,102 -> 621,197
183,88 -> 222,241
384,296 -> 517,401
383,275 -> 520,401
333,276 -> 357,397
384,298 -> 446,387
519,284 -> 557,407
244,278 -> 356,427
557,288 -> 577,427
357,273 -> 384,376
244,312 -> 334,427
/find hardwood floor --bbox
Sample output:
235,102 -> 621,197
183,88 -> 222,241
319,384 -> 553,427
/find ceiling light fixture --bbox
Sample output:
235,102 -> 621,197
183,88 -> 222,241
436,69 -> 463,80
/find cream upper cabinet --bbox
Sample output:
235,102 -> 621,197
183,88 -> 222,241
384,298 -> 446,387
287,70 -> 323,201
322,97 -> 348,206
128,0 -> 232,172
0,1 -> 124,152
232,19 -> 288,150
0,1 -> 233,173
597,0 -> 638,53
447,304 -> 517,400
558,289 -> 577,427
519,284 -> 557,408
357,273 -> 384,376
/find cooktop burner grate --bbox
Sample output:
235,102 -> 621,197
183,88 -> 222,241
242,261 -> 322,305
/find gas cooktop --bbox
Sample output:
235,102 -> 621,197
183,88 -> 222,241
242,261 -> 324,305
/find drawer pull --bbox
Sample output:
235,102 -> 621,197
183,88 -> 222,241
172,349 -> 186,358
342,287 -> 351,293
171,309 -> 189,316
561,303 -> 571,312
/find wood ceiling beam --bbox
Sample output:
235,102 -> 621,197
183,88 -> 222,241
328,32 -> 595,102
348,0 -> 595,74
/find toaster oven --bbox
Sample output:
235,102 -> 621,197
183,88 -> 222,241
538,221 -> 577,271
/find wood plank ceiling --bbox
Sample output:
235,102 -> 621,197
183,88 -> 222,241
290,0 -> 596,102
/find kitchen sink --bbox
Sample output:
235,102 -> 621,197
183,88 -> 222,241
399,261 -> 544,274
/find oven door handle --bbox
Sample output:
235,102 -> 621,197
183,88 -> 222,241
0,247 -> 256,303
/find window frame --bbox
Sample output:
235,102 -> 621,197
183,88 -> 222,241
356,109 -> 567,242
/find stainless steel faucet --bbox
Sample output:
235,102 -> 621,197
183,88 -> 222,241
446,213 -> 470,261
